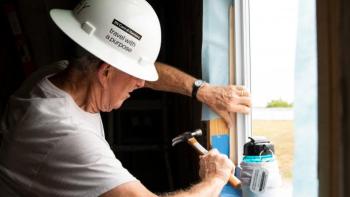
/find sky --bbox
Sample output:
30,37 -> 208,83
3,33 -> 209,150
249,0 -> 299,107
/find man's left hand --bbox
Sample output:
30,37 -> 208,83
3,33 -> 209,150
196,84 -> 251,128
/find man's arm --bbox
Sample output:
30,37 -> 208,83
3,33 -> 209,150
145,62 -> 251,128
160,177 -> 226,197
145,62 -> 196,97
101,149 -> 233,197
100,177 -> 224,197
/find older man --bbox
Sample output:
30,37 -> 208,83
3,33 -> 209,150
0,0 -> 250,196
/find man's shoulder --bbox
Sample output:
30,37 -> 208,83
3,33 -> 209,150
55,131 -> 111,156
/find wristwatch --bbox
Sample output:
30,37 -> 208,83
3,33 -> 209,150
192,79 -> 206,99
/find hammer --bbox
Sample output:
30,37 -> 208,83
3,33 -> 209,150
172,129 -> 241,188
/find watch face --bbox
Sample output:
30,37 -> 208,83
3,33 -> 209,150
194,80 -> 204,87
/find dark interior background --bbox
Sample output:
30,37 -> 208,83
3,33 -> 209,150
0,0 -> 206,193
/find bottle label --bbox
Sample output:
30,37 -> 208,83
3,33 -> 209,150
250,167 -> 269,193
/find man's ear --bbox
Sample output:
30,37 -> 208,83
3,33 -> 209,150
97,63 -> 111,88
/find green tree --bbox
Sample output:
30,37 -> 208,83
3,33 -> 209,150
266,98 -> 293,108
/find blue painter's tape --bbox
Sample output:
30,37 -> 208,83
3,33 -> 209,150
211,135 -> 241,197
211,135 -> 230,155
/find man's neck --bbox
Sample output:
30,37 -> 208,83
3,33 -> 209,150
49,67 -> 100,113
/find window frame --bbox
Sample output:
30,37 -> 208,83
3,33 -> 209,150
232,0 -> 252,163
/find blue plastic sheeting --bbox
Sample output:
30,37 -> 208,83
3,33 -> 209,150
202,0 -> 232,121
293,0 -> 318,196
212,135 -> 241,196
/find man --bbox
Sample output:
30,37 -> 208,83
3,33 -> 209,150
0,0 -> 251,196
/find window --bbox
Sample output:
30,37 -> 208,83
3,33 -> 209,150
203,0 -> 317,195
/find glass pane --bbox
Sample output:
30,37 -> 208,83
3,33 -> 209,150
249,0 -> 298,196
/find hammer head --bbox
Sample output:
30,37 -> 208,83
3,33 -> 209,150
172,129 -> 203,146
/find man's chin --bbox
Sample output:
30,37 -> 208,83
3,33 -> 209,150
100,104 -> 122,112
111,102 -> 124,111
102,100 -> 126,112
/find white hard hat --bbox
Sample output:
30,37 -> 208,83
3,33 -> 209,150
50,0 -> 161,81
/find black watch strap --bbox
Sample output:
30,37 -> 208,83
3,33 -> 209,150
192,80 -> 205,99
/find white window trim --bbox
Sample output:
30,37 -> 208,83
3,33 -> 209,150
232,0 -> 252,163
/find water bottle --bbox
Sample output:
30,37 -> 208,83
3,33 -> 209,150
240,137 -> 281,197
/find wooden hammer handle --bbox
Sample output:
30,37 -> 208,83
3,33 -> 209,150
188,138 -> 209,155
187,138 -> 241,188
228,174 -> 242,188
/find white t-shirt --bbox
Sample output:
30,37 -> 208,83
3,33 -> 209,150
0,61 -> 137,196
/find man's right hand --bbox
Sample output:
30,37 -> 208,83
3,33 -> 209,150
199,149 -> 235,186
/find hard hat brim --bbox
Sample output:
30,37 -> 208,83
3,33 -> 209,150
50,9 -> 159,81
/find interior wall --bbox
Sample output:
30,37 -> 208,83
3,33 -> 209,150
15,0 -> 75,66
0,4 -> 25,115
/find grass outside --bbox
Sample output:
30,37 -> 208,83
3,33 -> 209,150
252,120 -> 294,180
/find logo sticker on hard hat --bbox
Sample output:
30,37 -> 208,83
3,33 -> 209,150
112,19 -> 142,40
105,19 -> 142,53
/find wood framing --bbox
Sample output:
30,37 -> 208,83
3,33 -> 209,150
206,4 -> 238,165
229,4 -> 238,163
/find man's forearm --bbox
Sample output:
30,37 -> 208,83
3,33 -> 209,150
145,62 -> 251,128
160,178 -> 225,197
145,62 -> 197,97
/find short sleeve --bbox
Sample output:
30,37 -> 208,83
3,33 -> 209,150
32,132 -> 137,197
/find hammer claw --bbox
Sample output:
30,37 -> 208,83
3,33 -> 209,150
171,131 -> 191,147
171,137 -> 183,147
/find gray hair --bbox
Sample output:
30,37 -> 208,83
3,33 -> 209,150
69,44 -> 103,72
